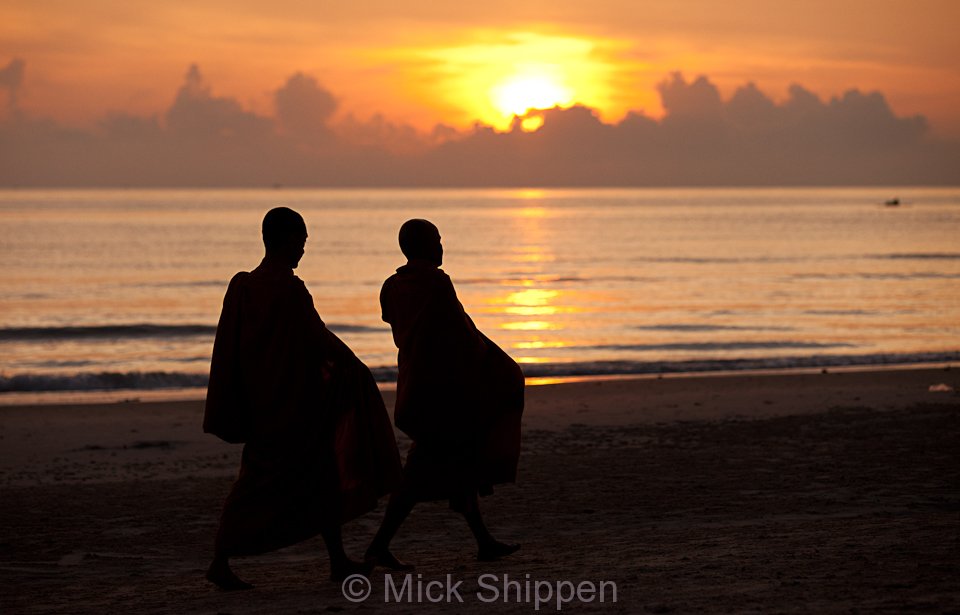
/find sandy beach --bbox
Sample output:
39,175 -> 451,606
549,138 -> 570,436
1,367 -> 958,613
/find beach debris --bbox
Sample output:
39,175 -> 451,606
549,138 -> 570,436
928,383 -> 954,392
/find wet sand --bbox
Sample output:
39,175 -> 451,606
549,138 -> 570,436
1,368 -> 958,613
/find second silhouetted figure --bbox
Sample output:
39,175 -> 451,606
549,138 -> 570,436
366,219 -> 524,569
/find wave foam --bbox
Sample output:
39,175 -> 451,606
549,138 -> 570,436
1,351 -> 956,393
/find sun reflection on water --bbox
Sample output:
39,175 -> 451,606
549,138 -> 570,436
501,320 -> 558,331
513,340 -> 568,349
486,201 -> 573,334
493,288 -> 568,330
515,356 -> 553,364
506,288 -> 558,306
504,306 -> 559,316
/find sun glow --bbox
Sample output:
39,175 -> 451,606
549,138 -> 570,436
415,32 -> 617,131
492,73 -> 573,117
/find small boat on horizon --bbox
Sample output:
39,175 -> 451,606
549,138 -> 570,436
884,197 -> 900,207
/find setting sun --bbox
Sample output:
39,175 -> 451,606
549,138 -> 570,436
409,32 -> 618,130
492,73 -> 573,117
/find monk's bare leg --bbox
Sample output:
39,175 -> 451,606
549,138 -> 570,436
321,523 -> 372,582
206,553 -> 254,591
461,492 -> 520,561
365,489 -> 417,570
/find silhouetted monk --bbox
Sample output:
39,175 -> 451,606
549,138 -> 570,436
203,207 -> 402,590
365,219 -> 524,568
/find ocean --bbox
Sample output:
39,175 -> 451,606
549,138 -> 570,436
1,187 -> 958,403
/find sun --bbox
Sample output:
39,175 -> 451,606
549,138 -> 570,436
413,32 -> 618,131
492,73 -> 574,118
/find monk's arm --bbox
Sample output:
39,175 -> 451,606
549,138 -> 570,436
439,274 -> 487,355
204,273 -> 250,442
299,283 -> 359,367
316,324 -> 359,365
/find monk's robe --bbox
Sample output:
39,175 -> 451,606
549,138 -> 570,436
204,262 -> 402,557
380,260 -> 524,504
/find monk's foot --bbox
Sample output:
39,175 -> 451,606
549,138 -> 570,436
365,547 -> 415,571
477,540 -> 520,562
206,559 -> 254,591
330,558 -> 375,583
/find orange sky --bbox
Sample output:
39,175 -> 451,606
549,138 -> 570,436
2,0 -> 959,136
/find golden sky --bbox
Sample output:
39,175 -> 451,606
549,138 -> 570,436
2,0 -> 959,135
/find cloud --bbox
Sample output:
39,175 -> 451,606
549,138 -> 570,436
0,57 -> 26,109
274,72 -> 338,141
726,82 -> 778,129
165,64 -> 273,141
410,73 -> 956,186
658,73 -> 723,121
0,64 -> 956,187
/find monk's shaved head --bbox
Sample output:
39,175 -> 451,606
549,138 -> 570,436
399,219 -> 442,265
262,207 -> 307,251
262,207 -> 308,269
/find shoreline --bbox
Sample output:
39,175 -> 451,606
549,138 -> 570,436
0,361 -> 954,408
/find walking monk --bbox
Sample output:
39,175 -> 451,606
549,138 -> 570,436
365,219 -> 524,569
203,207 -> 402,590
